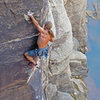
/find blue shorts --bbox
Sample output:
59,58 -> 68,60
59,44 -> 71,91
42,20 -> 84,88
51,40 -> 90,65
28,46 -> 49,59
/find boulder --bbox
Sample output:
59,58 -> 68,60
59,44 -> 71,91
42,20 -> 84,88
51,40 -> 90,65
70,60 -> 88,78
70,51 -> 88,78
49,69 -> 73,93
53,91 -> 74,100
45,83 -> 57,100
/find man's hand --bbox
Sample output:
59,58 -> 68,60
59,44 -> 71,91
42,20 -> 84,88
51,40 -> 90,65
27,10 -> 34,17
27,11 -> 45,34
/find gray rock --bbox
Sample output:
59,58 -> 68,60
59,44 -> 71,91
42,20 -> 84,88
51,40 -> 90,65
51,0 -> 72,39
65,0 -> 88,52
70,51 -> 87,61
0,0 -> 48,100
54,91 -> 74,100
45,83 -> 57,100
72,78 -> 88,93
73,88 -> 88,100
70,51 -> 88,77
73,37 -> 80,51
49,51 -> 69,75
49,0 -> 73,75
49,70 -> 74,93
70,60 -> 88,78
43,0 -> 74,99
63,0 -> 68,5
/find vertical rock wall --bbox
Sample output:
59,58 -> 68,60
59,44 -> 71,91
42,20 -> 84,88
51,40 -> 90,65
65,0 -> 88,53
0,0 -> 48,100
65,1 -> 88,100
42,0 -> 88,100
42,0 -> 74,100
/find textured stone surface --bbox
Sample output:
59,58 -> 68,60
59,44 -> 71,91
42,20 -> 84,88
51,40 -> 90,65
64,0 -> 88,99
0,0 -> 48,100
65,0 -> 87,53
70,60 -> 88,78
72,78 -> 87,93
49,69 -> 73,93
42,0 -> 74,100
0,82 -> 32,100
45,83 -> 57,100
73,37 -> 80,51
42,0 -> 88,100
70,51 -> 88,69
49,0 -> 73,75
70,51 -> 87,61
53,91 -> 74,100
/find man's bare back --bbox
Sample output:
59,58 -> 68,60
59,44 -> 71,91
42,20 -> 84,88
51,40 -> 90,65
37,31 -> 51,49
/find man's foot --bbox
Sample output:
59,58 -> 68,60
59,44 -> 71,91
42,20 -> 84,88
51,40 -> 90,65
28,62 -> 37,67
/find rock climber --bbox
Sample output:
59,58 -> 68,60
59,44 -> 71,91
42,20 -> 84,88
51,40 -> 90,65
24,12 -> 54,66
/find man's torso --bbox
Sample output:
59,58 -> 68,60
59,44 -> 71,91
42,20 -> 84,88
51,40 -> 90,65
37,32 -> 51,49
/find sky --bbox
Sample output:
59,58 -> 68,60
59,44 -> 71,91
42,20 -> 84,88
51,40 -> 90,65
86,0 -> 100,100
86,77 -> 100,100
86,17 -> 100,89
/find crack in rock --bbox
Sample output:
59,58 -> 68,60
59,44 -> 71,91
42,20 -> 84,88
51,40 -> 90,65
0,33 -> 39,45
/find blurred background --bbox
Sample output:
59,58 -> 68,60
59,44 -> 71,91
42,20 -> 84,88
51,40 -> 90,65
86,0 -> 100,100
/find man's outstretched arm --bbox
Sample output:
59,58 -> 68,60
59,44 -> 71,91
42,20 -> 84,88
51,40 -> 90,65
29,15 -> 45,34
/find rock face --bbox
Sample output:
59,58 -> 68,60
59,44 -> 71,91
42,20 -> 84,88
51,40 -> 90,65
42,0 -> 74,100
0,0 -> 88,100
42,0 -> 88,100
65,0 -> 88,53
0,0 -> 48,100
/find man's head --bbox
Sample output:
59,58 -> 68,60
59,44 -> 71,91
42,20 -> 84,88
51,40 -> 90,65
44,21 -> 54,38
44,21 -> 52,30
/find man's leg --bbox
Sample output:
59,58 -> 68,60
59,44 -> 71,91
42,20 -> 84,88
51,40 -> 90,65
24,52 -> 36,64
35,56 -> 39,64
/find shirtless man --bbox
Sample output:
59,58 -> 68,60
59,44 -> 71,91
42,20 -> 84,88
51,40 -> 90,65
24,13 -> 54,66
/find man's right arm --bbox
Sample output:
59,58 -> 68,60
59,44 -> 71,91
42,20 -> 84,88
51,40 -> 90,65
29,15 -> 45,34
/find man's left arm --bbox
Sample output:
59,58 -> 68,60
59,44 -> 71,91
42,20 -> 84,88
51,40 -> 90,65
29,15 -> 45,34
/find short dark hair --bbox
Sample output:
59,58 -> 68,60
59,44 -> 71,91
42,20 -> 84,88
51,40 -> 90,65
45,21 -> 54,38
45,21 -> 52,30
